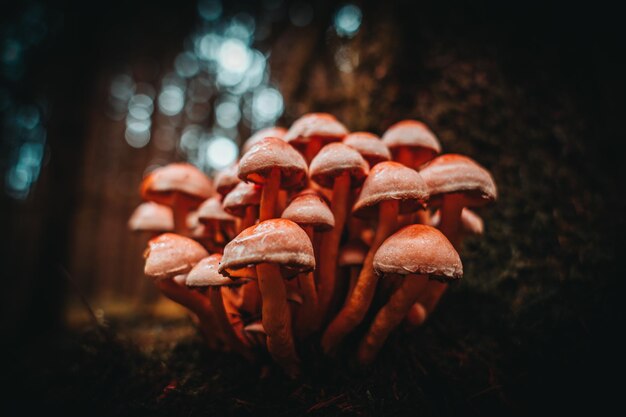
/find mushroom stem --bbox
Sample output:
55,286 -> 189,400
260,168 -> 281,221
155,279 -> 219,348
322,199 -> 399,354
397,147 -> 413,167
306,140 -> 323,164
346,267 -> 360,301
242,205 -> 258,231
317,172 -> 351,324
295,226 -> 318,338
256,262 -> 300,377
415,209 -> 430,225
240,281 -> 261,314
357,274 -> 426,364
172,193 -> 190,235
208,287 -> 255,361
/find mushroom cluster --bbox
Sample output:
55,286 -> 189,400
130,113 -> 497,376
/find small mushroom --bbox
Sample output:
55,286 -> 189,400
343,132 -> 391,168
309,142 -> 369,323
223,182 -> 262,232
186,254 -> 254,360
357,225 -> 462,364
284,113 -> 349,162
281,189 -> 334,337
220,219 -> 315,377
140,163 -> 213,234
242,126 -> 287,155
322,161 -> 428,354
381,120 -> 442,169
214,163 -> 241,197
196,196 -> 237,250
128,202 -> 174,235
238,137 -> 308,221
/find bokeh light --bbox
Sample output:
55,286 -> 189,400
206,136 -> 238,169
158,85 -> 185,116
334,4 -> 362,38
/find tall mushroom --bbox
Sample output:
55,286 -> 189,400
343,132 -> 391,168
141,163 -> 213,234
128,202 -> 174,235
357,225 -> 462,364
309,142 -> 369,323
284,113 -> 349,162
381,120 -> 442,169
220,219 -> 315,377
415,154 -> 497,314
322,161 -> 428,354
238,137 -> 308,222
242,126 -> 287,155
281,189 -> 335,337
186,254 -> 254,360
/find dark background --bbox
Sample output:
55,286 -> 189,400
1,0 -> 624,415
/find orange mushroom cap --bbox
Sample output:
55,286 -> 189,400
140,163 -> 213,207
222,182 -> 262,218
284,113 -> 348,151
309,142 -> 369,189
281,190 -> 335,232
242,126 -> 287,155
128,202 -> 174,233
419,154 -> 497,207
219,219 -> 315,278
238,137 -> 308,189
352,161 -> 429,219
186,254 -> 241,287
214,164 -> 241,197
343,132 -> 391,167
196,196 -> 237,224
382,120 -> 442,167
373,225 -> 462,281
143,233 -> 209,281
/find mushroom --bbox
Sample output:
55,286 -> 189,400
186,254 -> 254,360
214,163 -> 241,197
322,161 -> 428,354
357,224 -> 462,364
220,219 -> 315,377
281,189 -> 335,337
338,238 -> 368,300
128,202 -> 174,235
430,207 -> 484,239
284,113 -> 349,162
143,233 -> 217,344
415,154 -> 496,315
238,137 -> 308,222
309,142 -> 369,323
381,120 -> 441,169
140,163 -> 213,234
343,132 -> 391,168
242,126 -> 287,155
223,181 -> 262,233
196,196 -> 237,250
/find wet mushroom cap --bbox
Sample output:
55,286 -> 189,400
382,120 -> 442,166
238,137 -> 308,189
284,113 -> 348,149
242,126 -> 287,155
186,254 -> 236,287
343,132 -> 391,167
374,224 -> 463,281
128,202 -> 174,232
141,163 -> 213,206
197,196 -> 237,223
214,164 -> 241,196
281,191 -> 335,232
144,233 -> 209,280
352,161 -> 429,219
222,182 -> 262,217
219,219 -> 315,277
419,154 -> 497,207
309,142 -> 369,189
338,239 -> 369,267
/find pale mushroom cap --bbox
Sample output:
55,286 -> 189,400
352,161 -> 429,219
128,202 -> 174,233
309,142 -> 369,189
281,191 -> 335,231
242,126 -> 287,155
186,254 -> 235,287
141,163 -> 213,206
419,154 -> 497,206
284,113 -> 348,146
173,274 -> 188,285
382,120 -> 442,166
197,196 -> 236,223
144,233 -> 209,281
338,239 -> 369,267
214,164 -> 241,196
343,132 -> 391,167
222,182 -> 262,217
374,225 -> 463,281
244,321 -> 266,335
238,137 -> 308,189
219,219 -> 315,277
431,208 -> 484,235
